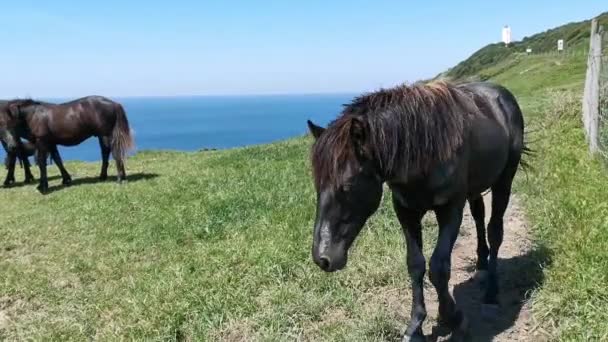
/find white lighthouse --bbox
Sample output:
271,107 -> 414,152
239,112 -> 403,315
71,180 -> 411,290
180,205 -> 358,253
502,25 -> 512,46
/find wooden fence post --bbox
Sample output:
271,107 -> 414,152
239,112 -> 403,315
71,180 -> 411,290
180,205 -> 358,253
583,19 -> 602,154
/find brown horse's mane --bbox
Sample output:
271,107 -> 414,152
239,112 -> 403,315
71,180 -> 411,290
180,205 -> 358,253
9,98 -> 42,108
311,81 -> 480,188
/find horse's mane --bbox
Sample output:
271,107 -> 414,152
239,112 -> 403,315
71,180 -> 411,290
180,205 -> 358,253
9,98 -> 42,107
311,81 -> 480,188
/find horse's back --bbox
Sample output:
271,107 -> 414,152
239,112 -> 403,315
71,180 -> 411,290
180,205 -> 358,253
60,95 -> 116,106
39,96 -> 121,144
458,82 -> 524,135
457,82 -> 525,195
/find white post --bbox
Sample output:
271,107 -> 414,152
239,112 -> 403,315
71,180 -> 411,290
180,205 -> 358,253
502,26 -> 511,46
583,19 -> 602,154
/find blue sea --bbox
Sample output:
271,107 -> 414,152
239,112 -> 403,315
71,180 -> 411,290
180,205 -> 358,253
5,94 -> 356,162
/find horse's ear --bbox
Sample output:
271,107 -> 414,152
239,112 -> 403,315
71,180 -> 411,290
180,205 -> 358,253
307,120 -> 325,140
350,117 -> 369,158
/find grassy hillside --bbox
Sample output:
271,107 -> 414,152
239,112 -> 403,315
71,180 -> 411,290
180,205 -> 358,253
2,141 -> 444,340
445,12 -> 608,81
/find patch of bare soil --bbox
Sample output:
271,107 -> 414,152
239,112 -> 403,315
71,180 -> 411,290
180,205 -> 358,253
0,296 -> 25,334
419,195 -> 549,341
207,318 -> 256,342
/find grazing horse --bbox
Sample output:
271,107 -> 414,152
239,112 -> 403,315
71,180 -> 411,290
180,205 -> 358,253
0,100 -> 36,185
0,96 -> 134,193
2,139 -> 36,185
307,81 -> 527,341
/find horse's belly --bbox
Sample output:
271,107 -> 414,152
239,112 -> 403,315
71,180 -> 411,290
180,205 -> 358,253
50,134 -> 91,146
45,117 -> 97,146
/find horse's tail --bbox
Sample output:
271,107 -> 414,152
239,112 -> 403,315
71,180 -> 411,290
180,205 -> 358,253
520,142 -> 533,172
111,104 -> 135,160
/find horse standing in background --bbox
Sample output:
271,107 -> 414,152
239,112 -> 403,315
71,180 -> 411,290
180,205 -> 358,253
307,81 -> 528,341
0,100 -> 36,186
0,96 -> 134,193
2,139 -> 36,186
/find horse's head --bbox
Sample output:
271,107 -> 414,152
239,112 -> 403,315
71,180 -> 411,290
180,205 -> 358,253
307,118 -> 383,272
0,101 -> 23,150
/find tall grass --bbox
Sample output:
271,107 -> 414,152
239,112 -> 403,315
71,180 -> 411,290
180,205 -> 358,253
515,90 -> 608,340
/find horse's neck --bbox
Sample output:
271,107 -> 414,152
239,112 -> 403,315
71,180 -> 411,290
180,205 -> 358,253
383,165 -> 421,186
20,107 -> 41,128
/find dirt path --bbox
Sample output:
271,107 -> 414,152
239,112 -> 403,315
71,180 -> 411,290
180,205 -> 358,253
419,194 -> 548,342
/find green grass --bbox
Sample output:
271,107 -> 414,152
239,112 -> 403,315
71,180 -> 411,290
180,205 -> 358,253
2,141 -> 448,341
514,93 -> 608,341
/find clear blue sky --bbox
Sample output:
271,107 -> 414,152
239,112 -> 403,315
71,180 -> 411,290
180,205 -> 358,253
0,1 -> 605,98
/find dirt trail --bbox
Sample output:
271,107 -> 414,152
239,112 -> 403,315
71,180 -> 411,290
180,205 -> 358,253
419,194 -> 548,342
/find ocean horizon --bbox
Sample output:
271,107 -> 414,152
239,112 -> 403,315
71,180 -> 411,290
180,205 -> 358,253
4,93 -> 357,162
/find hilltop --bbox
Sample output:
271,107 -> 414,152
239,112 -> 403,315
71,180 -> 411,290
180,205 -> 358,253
443,12 -> 608,81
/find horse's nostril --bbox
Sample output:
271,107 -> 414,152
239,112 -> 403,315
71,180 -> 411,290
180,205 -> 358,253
319,256 -> 331,271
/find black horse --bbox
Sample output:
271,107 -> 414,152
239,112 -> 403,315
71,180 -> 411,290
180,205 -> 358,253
1,139 -> 36,186
0,100 -> 36,186
0,96 -> 134,193
307,81 -> 527,341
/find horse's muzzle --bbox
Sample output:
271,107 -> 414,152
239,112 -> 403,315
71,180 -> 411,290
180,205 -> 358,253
312,244 -> 348,272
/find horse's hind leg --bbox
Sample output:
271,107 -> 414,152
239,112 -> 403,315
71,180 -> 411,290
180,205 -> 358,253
112,152 -> 127,183
99,136 -> 111,181
483,163 -> 519,310
49,146 -> 72,186
22,156 -> 35,183
393,197 -> 426,341
468,196 -> 489,271
3,151 -> 17,187
431,199 -> 468,339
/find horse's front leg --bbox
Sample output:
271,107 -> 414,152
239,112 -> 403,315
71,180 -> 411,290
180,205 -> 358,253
393,197 -> 427,342
431,198 -> 468,340
36,144 -> 50,193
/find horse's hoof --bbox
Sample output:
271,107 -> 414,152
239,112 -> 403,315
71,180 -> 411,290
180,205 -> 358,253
4,181 -> 14,187
481,303 -> 500,320
24,177 -> 35,184
37,186 -> 48,194
62,178 -> 72,186
99,175 -> 108,181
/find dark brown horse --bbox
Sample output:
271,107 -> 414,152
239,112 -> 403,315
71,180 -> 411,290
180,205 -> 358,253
0,96 -> 134,193
307,81 -> 527,341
